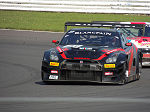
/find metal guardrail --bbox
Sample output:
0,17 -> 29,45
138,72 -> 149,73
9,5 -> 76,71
0,0 -> 150,14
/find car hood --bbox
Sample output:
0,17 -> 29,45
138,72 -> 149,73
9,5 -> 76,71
57,45 -> 121,60
127,36 -> 150,49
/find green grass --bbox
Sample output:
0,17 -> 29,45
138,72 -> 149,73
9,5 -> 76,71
0,10 -> 150,32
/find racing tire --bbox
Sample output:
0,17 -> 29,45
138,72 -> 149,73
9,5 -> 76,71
136,58 -> 141,80
41,72 -> 49,84
120,63 -> 128,85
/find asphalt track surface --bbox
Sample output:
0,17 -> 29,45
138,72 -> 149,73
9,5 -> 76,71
0,29 -> 150,112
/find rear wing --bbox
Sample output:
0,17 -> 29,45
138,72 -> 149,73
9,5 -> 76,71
64,21 -> 145,32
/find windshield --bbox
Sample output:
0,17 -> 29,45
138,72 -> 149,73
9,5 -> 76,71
60,30 -> 121,47
144,25 -> 150,37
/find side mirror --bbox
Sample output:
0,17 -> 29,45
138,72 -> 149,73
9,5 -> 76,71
125,43 -> 132,46
52,40 -> 59,44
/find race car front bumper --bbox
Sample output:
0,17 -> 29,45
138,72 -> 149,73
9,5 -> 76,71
41,60 -> 125,84
139,48 -> 150,66
142,54 -> 150,66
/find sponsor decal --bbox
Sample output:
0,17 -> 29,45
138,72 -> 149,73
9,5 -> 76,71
140,42 -> 150,46
63,45 -> 83,48
105,72 -> 113,76
50,62 -> 59,66
79,47 -> 93,50
51,70 -> 58,74
74,31 -> 112,36
80,61 -> 83,64
134,41 -> 150,48
104,64 -> 115,68
49,75 -> 58,80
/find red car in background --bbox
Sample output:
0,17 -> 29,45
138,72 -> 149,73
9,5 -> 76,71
117,22 -> 150,66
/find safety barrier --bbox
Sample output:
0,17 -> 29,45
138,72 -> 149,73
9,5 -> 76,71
0,0 -> 150,14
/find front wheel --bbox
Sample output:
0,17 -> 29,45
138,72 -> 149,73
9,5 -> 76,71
41,72 -> 49,84
120,63 -> 128,85
136,60 -> 142,80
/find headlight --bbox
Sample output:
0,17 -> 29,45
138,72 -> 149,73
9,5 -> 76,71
50,51 -> 59,61
106,54 -> 118,63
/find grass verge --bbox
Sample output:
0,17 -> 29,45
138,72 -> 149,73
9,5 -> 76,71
0,10 -> 150,32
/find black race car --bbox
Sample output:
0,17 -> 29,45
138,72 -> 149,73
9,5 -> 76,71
41,23 -> 141,84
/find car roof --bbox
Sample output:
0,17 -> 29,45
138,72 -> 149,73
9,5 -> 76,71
69,28 -> 118,33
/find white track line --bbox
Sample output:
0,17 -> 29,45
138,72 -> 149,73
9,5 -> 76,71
0,29 -> 64,33
0,97 -> 150,103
